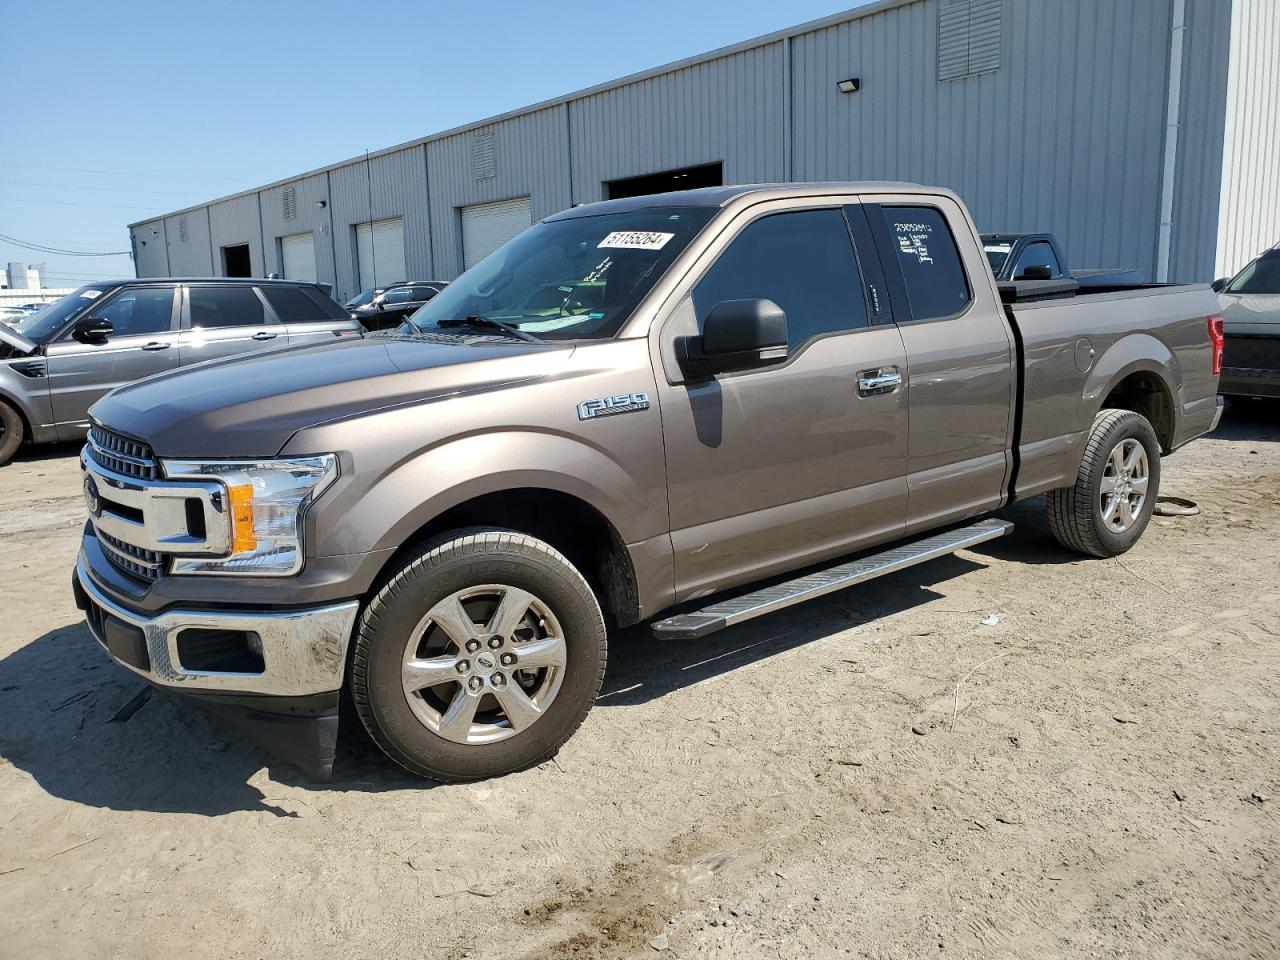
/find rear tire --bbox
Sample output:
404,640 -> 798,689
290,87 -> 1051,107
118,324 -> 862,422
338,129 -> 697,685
1047,408 -> 1161,557
0,401 -> 23,467
350,528 -> 606,782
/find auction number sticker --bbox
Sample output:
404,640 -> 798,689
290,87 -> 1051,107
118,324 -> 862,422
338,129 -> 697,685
598,231 -> 674,250
80,289 -> 103,299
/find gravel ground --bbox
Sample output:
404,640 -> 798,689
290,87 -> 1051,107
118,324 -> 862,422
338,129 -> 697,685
0,400 -> 1277,960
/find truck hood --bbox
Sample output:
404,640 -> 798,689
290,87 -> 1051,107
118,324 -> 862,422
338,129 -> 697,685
1219,291 -> 1280,334
90,335 -> 574,458
0,324 -> 37,357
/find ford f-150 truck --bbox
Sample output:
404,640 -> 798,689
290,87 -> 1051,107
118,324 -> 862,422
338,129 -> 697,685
981,232 -> 1146,287
71,183 -> 1224,782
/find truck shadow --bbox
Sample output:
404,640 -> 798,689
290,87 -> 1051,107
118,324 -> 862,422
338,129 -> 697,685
0,554 -> 990,814
1212,397 -> 1280,443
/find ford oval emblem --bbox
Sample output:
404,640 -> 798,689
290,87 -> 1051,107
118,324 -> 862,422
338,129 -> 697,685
83,475 -> 101,518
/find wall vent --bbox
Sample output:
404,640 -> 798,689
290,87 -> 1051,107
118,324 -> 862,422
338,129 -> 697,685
472,130 -> 497,181
177,216 -> 189,242
282,186 -> 297,220
938,0 -> 1003,81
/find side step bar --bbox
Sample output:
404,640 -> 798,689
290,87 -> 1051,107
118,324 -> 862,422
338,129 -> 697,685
650,518 -> 1013,640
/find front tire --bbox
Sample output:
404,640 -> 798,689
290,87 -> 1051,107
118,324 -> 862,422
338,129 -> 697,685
350,528 -> 606,782
1047,408 -> 1161,557
0,401 -> 23,467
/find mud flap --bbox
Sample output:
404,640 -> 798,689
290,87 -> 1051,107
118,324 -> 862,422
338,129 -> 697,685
185,690 -> 341,780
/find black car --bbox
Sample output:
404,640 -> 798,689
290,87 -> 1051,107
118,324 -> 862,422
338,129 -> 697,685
350,281 -> 447,331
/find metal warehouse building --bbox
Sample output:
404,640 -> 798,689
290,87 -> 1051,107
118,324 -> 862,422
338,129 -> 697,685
129,0 -> 1279,301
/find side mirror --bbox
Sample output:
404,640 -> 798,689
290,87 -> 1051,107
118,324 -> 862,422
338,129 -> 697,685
1017,264 -> 1053,280
1210,277 -> 1228,293
72,317 -> 113,342
677,298 -> 788,378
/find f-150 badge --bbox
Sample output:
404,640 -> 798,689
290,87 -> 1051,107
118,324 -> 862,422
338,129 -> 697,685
577,392 -> 651,420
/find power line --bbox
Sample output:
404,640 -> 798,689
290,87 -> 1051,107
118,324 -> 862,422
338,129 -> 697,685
0,179 -> 210,198
0,196 -> 166,211
0,231 -> 132,256
0,162 -> 255,183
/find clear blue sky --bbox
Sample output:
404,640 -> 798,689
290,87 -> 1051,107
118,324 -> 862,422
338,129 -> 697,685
1,0 -> 868,288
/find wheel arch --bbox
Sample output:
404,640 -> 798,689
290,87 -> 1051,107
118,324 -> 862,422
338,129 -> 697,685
1084,335 -> 1181,453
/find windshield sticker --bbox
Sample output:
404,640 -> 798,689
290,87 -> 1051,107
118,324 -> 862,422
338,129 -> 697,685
519,316 -> 594,333
893,222 -> 934,265
80,289 -> 103,299
598,231 -> 674,251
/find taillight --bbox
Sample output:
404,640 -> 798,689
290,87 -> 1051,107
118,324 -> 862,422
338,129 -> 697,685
1208,315 -> 1224,376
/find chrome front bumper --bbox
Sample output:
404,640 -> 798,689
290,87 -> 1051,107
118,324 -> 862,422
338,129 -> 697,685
74,552 -> 359,697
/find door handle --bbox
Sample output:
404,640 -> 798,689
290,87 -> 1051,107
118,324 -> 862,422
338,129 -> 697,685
251,331 -> 278,341
857,366 -> 902,396
141,341 -> 171,351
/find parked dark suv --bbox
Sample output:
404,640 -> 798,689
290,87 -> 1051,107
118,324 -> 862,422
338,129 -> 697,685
0,277 -> 360,465
350,281 -> 447,331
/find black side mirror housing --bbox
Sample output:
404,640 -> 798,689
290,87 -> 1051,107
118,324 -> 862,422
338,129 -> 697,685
1210,277 -> 1228,293
73,317 -> 113,343
1017,264 -> 1053,280
677,298 -> 788,378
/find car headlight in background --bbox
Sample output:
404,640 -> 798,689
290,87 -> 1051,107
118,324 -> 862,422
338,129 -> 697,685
160,455 -> 338,576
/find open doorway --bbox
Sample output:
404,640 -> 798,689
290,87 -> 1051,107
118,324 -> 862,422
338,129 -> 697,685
221,243 -> 251,277
605,162 -> 723,200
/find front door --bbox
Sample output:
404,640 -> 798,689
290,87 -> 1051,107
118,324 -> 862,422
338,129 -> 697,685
45,285 -> 180,436
178,284 -> 287,365
655,203 -> 909,602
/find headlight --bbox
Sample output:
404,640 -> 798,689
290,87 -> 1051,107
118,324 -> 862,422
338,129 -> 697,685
160,455 -> 338,576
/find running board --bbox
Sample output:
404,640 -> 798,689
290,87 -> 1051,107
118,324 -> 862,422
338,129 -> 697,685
650,519 -> 1013,640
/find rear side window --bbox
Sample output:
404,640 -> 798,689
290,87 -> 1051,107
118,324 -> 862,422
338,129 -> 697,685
1013,241 -> 1063,279
261,285 -> 345,323
189,286 -> 267,328
409,285 -> 439,301
878,206 -> 971,321
692,209 -> 868,350
381,286 -> 414,305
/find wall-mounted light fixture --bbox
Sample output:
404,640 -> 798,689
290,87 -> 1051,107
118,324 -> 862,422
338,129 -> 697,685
837,77 -> 861,94
316,199 -> 327,209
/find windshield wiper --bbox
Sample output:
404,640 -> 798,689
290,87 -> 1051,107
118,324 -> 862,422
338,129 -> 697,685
436,315 -> 540,343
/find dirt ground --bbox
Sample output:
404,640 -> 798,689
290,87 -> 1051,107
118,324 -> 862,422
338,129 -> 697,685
1,401 -> 1277,960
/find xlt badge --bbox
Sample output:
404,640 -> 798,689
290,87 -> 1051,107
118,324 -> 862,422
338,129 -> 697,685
577,392 -> 651,421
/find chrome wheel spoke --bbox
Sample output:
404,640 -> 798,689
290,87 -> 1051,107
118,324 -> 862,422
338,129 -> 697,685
1100,474 -> 1122,494
1102,495 -> 1119,524
512,634 -> 566,670
493,682 -> 542,732
438,687 -> 482,743
488,586 -> 537,639
1122,443 -> 1143,473
1117,493 -> 1135,528
427,594 -> 476,648
1129,475 -> 1149,495
402,655 -> 460,693
1110,446 -> 1127,475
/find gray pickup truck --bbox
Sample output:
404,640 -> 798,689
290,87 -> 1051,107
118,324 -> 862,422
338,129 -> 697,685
71,183 -> 1223,781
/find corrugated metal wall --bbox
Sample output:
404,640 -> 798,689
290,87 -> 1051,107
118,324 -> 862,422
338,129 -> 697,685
1215,0 -> 1279,277
164,206 -> 215,275
131,0 -> 1258,290
130,219 -> 169,277
259,172 -> 334,286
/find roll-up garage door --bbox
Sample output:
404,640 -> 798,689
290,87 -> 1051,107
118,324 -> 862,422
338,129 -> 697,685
461,197 -> 532,270
280,232 -> 317,283
356,218 -> 406,290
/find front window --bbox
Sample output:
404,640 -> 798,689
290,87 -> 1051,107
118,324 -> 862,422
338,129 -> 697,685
409,206 -> 716,341
1226,252 -> 1280,295
346,289 -> 376,308
13,286 -> 110,343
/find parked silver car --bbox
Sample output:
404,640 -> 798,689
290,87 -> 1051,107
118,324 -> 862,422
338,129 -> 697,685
0,278 -> 361,465
1213,244 -> 1280,399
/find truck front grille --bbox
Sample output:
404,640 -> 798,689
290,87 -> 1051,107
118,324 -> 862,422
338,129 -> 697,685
87,425 -> 158,481
98,530 -> 166,583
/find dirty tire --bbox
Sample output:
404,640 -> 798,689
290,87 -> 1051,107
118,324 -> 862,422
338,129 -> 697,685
351,528 -> 606,782
1047,408 -> 1161,558
0,400 -> 22,467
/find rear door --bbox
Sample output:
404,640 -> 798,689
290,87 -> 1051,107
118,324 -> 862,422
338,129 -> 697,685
44,285 -> 180,434
178,284 -> 285,366
865,196 -> 1015,533
654,199 -> 909,600
260,284 -> 360,347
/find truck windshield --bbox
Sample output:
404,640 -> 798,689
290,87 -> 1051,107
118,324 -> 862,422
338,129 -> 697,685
13,286 -> 108,344
984,243 -> 1012,273
1225,252 -> 1280,295
408,206 -> 716,340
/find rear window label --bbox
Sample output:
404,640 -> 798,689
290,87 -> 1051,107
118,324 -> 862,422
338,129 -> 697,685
894,222 -> 934,265
598,231 -> 674,251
